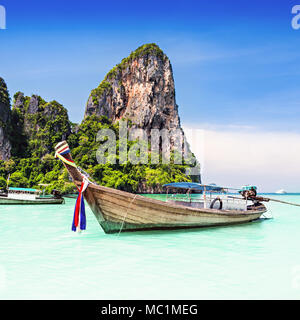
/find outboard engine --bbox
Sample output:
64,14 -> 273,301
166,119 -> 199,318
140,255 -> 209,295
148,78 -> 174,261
239,185 -> 257,199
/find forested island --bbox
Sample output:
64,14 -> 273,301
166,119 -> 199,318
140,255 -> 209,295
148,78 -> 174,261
0,44 -> 200,194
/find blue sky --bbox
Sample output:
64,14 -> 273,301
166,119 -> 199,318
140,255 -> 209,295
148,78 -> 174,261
1,0 -> 300,191
0,0 -> 299,130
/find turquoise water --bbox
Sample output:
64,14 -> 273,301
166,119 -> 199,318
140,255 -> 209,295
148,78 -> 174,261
1,194 -> 300,300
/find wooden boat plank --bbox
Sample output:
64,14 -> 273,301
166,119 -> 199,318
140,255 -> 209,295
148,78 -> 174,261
96,193 -> 198,222
98,202 -> 159,224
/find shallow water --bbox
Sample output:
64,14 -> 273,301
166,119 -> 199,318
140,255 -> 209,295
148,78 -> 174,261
0,194 -> 300,299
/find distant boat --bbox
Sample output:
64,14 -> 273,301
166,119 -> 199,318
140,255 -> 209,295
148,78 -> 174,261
275,189 -> 287,194
0,187 -> 64,205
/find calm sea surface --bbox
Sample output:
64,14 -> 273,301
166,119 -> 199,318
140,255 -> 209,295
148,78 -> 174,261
1,194 -> 300,300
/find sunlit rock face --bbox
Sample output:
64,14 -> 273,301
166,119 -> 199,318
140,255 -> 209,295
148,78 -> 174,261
85,44 -> 181,132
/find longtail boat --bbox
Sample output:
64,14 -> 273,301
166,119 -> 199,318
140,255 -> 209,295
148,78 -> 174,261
55,141 -> 268,234
0,187 -> 64,205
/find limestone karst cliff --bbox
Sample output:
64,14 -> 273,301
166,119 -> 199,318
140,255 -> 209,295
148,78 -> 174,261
86,44 -> 181,132
85,44 -> 199,177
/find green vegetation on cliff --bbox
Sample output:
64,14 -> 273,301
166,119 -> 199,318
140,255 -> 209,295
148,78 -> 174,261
0,78 -> 10,106
0,114 -> 195,194
11,93 -> 71,158
91,81 -> 112,103
105,43 -> 165,81
0,91 -> 76,193
68,116 -> 193,193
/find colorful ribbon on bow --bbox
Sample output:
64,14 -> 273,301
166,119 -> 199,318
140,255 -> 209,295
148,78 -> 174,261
72,178 -> 89,232
55,143 -> 89,232
55,144 -> 77,168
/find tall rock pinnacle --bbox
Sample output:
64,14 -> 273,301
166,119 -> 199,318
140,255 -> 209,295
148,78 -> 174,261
85,43 -> 181,131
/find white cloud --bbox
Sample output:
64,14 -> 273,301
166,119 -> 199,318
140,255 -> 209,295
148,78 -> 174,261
183,125 -> 300,193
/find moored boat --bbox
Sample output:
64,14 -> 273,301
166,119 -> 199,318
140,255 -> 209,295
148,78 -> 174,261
0,187 -> 65,205
55,141 -> 267,234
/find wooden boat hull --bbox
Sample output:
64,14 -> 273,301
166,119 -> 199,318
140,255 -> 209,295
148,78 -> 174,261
55,141 -> 267,234
83,183 -> 266,234
0,196 -> 64,205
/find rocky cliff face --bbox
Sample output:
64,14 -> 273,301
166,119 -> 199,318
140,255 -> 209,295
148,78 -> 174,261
85,44 -> 181,132
85,44 -> 200,182
12,92 -> 71,157
0,77 -> 11,160
85,44 -> 200,179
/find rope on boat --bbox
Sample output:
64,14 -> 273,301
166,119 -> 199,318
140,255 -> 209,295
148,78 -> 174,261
77,166 -> 100,186
118,194 -> 138,236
